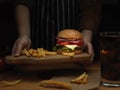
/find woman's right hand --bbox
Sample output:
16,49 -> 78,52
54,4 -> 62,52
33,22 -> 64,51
12,35 -> 31,56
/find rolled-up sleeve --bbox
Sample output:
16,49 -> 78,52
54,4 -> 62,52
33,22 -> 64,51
15,0 -> 33,8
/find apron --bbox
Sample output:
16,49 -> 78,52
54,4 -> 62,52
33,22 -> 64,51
31,0 -> 81,50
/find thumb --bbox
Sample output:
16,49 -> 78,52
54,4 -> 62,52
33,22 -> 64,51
87,43 -> 93,54
14,44 -> 23,56
87,44 -> 94,61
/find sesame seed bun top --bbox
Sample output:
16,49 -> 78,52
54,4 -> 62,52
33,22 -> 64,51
57,29 -> 83,40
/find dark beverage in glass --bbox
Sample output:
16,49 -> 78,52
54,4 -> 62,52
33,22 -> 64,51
100,32 -> 120,87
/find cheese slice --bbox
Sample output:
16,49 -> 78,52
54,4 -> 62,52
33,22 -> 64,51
65,45 -> 77,50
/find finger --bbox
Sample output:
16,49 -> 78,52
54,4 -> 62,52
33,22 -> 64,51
26,42 -> 31,50
91,52 -> 95,61
87,44 -> 93,55
12,43 -> 17,56
14,43 -> 23,56
87,44 -> 94,61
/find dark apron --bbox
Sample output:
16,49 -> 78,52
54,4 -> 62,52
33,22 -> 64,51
31,0 -> 81,50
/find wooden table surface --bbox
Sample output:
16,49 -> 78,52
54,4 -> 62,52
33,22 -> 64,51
0,61 -> 119,90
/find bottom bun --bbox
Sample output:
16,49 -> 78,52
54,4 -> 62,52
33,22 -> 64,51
62,52 -> 75,56
57,50 -> 83,56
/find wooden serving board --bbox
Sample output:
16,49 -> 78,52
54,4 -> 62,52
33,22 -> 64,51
5,53 -> 91,65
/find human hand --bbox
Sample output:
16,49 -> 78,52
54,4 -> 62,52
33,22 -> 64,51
12,35 -> 31,56
83,36 -> 95,62
84,40 -> 94,55
81,30 -> 94,61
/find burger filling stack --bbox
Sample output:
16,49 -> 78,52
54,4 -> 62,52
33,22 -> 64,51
53,29 -> 86,56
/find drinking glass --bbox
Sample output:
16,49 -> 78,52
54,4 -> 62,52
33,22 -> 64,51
100,32 -> 120,87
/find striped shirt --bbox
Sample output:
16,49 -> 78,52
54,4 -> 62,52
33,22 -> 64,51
31,0 -> 81,50
15,0 -> 101,50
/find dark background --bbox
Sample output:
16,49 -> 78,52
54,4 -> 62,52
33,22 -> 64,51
0,0 -> 17,55
100,0 -> 120,32
0,0 -> 120,56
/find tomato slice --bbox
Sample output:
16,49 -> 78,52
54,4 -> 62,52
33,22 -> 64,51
77,41 -> 84,46
59,42 -> 69,45
69,41 -> 84,46
57,38 -> 84,46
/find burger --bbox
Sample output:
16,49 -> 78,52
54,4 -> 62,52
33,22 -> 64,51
53,29 -> 85,56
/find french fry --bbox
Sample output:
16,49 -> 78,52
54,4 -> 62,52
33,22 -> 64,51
39,80 -> 72,90
29,48 -> 36,55
71,72 -> 86,82
23,48 -> 31,57
1,80 -> 21,86
81,74 -> 88,84
20,48 -> 57,58
32,52 -> 38,57
71,79 -> 82,84
37,48 -> 42,57
71,72 -> 88,84
40,48 -> 45,57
